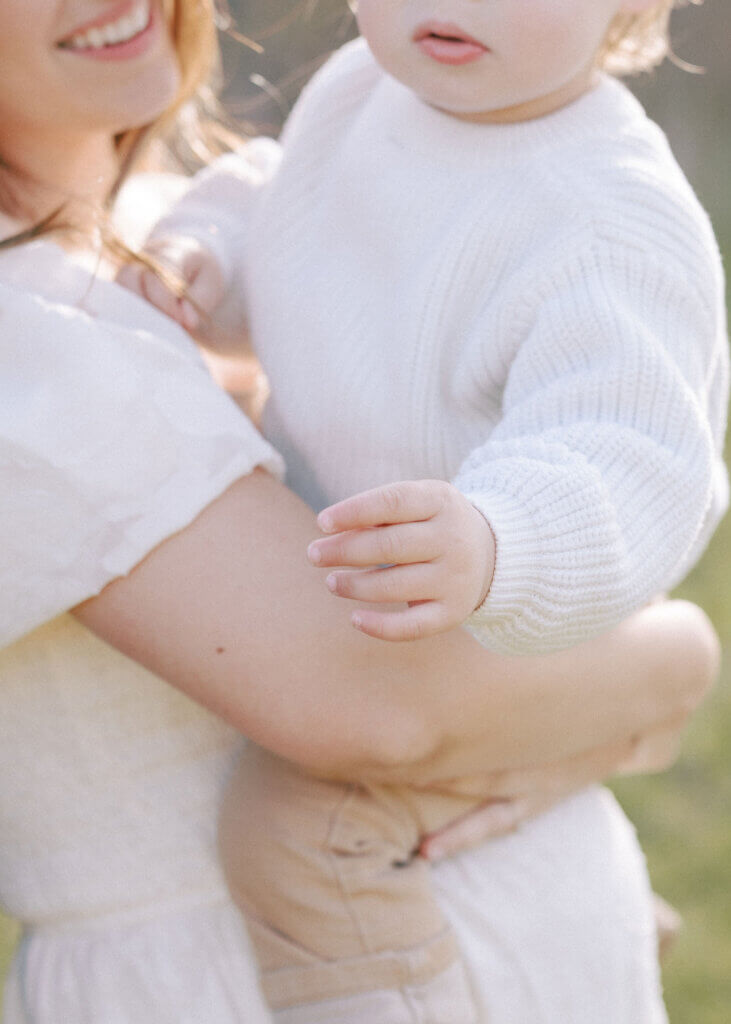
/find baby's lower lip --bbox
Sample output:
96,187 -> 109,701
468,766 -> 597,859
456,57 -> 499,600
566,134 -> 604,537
416,35 -> 488,66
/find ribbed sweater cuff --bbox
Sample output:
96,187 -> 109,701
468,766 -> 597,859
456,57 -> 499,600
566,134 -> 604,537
462,489 -> 549,653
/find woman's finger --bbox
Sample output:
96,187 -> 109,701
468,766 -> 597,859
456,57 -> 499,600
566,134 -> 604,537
422,782 -> 601,861
317,480 -> 448,533
351,602 -> 447,642
421,720 -> 692,861
308,521 -> 439,569
420,798 -> 531,861
326,563 -> 440,604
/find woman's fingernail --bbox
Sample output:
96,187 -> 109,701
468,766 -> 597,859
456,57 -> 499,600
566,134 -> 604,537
326,574 -> 338,593
351,613 -> 363,630
424,841 -> 446,862
307,543 -> 322,565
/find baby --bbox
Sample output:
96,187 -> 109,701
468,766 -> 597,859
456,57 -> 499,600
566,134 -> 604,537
124,1 -> 728,1021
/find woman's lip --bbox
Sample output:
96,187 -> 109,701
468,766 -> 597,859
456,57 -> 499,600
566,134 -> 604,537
61,9 -> 157,61
60,0 -> 139,40
413,22 -> 489,66
56,2 -> 157,62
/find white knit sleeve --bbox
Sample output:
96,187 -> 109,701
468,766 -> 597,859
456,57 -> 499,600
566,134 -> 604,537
0,280 -> 283,648
277,38 -> 382,150
150,37 -> 379,286
150,138 -> 283,286
456,241 -> 727,654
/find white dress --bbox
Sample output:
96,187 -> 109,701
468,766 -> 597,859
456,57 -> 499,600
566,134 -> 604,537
0,240 -> 666,1023
0,239 -> 280,1023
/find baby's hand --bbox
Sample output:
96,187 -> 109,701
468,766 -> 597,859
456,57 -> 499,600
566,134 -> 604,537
116,236 -> 226,333
307,480 -> 495,641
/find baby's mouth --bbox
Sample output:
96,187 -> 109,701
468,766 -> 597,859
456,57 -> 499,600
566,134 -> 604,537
413,22 -> 489,66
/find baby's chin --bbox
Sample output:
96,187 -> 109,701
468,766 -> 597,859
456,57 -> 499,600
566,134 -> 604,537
408,79 -> 514,122
416,92 -> 504,123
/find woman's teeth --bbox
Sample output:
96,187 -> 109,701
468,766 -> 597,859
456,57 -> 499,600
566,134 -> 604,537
64,0 -> 150,50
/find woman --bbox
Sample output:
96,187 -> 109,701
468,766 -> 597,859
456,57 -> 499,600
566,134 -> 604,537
0,1 -> 719,1021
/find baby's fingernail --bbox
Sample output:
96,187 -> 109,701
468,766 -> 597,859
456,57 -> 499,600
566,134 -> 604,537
326,573 -> 338,593
351,613 -> 364,630
317,512 -> 335,533
307,542 -> 322,565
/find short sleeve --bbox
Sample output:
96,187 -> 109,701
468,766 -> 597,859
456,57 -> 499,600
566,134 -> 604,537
0,278 -> 284,648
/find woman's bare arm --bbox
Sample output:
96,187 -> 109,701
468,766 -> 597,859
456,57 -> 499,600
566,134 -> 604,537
74,470 -> 717,782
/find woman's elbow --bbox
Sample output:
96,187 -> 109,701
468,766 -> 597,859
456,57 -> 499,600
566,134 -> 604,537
650,599 -> 720,715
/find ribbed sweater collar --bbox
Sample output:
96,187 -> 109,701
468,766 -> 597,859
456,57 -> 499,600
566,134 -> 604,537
370,70 -> 649,167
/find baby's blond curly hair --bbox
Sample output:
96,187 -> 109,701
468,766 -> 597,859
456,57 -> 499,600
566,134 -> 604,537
599,1 -> 695,76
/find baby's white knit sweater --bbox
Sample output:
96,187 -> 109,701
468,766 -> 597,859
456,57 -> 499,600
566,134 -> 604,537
157,38 -> 729,654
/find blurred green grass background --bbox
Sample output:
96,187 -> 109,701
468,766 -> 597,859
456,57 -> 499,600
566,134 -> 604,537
1,1 -> 729,1019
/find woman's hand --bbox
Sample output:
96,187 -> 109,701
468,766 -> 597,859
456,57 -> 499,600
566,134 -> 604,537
420,710 -> 692,861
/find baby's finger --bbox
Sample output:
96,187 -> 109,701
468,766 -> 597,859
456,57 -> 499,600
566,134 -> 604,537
318,480 -> 447,534
140,270 -> 187,325
308,521 -> 438,569
116,263 -> 144,295
350,602 -> 447,642
326,563 -> 439,605
183,256 -> 223,319
179,299 -> 201,333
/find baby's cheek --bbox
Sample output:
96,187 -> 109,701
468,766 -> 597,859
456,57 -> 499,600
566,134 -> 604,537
516,1 -> 575,55
355,2 -> 404,80
508,1 -> 605,87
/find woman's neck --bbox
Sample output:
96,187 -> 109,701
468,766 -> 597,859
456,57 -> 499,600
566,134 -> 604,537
1,130 -> 118,239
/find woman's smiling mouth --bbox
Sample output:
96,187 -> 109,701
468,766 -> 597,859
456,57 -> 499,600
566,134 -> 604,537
413,22 -> 489,66
57,0 -> 154,59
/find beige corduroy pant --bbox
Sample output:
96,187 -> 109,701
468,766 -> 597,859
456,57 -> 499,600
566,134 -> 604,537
218,744 -> 479,1024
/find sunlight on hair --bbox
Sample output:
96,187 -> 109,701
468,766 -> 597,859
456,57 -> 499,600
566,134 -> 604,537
600,0 -> 703,76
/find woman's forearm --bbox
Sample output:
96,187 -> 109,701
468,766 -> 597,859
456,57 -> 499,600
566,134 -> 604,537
75,471 -> 716,780
384,597 -> 717,786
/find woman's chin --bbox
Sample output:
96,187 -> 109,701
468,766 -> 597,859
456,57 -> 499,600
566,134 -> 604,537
83,64 -> 182,136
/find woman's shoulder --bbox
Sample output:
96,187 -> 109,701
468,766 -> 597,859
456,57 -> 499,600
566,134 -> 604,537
0,237 -> 282,649
0,235 -> 89,301
0,232 -> 211,360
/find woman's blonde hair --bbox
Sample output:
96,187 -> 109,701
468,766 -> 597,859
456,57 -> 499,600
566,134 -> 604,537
599,1 -> 698,76
0,0 -> 221,246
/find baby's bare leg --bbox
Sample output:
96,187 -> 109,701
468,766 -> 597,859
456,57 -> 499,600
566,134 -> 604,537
219,743 -> 478,1022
